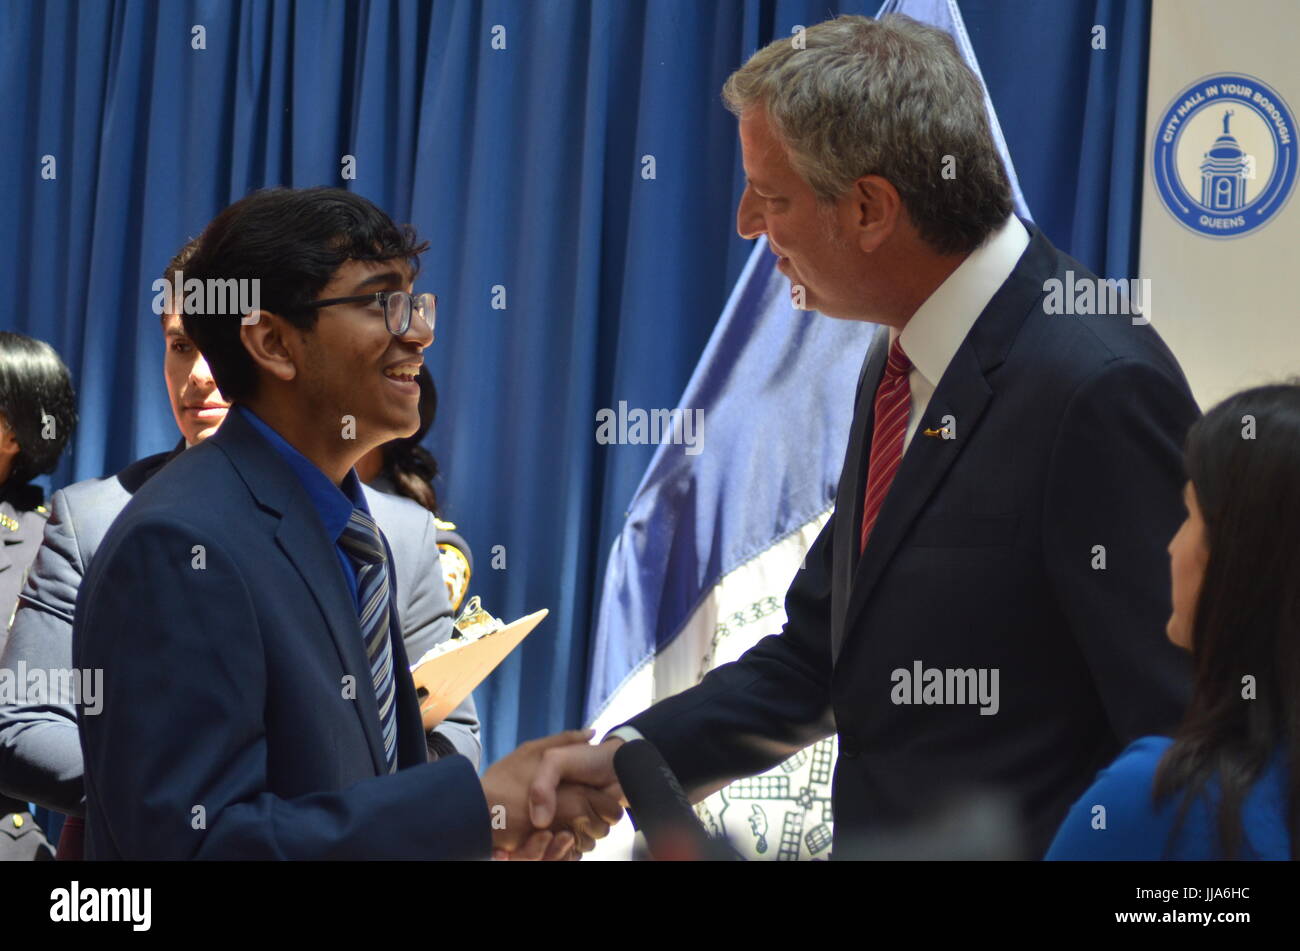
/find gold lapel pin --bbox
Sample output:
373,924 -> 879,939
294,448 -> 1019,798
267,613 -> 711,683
922,427 -> 951,439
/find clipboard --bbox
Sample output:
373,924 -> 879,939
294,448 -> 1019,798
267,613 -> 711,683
410,607 -> 548,730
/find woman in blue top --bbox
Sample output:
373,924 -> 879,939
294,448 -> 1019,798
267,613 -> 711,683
1047,383 -> 1298,861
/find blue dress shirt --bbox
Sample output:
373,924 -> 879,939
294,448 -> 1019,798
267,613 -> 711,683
237,405 -> 372,611
1045,736 -> 1292,860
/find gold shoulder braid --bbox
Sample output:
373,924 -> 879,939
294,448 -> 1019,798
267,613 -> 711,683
0,513 -> 19,532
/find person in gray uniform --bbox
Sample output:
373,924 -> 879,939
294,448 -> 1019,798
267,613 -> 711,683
0,330 -> 77,859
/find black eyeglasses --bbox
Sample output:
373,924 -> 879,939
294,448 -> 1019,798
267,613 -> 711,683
295,291 -> 436,337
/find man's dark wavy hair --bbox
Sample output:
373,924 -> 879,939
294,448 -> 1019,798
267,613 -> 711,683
160,236 -> 202,320
0,331 -> 77,487
181,187 -> 429,402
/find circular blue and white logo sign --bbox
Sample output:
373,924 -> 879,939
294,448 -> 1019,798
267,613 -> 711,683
1152,73 -> 1296,239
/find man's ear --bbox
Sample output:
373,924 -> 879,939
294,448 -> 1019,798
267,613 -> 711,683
850,175 -> 902,254
239,311 -> 299,384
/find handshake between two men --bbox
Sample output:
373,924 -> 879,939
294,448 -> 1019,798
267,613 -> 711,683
480,730 -> 628,861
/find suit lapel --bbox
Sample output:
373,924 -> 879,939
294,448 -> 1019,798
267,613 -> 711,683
274,517 -> 389,776
830,221 -> 1053,663
830,333 -> 888,657
212,408 -> 389,776
833,344 -> 992,661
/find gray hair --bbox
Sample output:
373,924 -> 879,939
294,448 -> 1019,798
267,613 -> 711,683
722,14 -> 1012,255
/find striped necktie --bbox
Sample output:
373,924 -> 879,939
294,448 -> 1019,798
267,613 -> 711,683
339,509 -> 398,774
860,337 -> 913,555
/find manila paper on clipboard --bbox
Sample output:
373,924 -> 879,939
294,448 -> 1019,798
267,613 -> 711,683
410,598 -> 548,731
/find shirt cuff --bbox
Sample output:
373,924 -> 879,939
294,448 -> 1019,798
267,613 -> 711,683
606,725 -> 645,744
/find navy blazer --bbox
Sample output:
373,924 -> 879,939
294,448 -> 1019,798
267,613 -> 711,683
1,443 -> 480,818
73,407 -> 490,859
627,223 -> 1198,858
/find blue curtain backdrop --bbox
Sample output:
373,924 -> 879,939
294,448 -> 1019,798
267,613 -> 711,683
0,0 -> 1151,764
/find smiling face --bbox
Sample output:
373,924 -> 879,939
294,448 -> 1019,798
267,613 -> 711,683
1167,482 -> 1210,650
295,258 -> 432,454
735,108 -> 871,319
163,313 -> 230,446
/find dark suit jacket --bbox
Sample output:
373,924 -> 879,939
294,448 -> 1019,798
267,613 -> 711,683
73,408 -> 490,859
1,441 -> 480,819
627,223 -> 1197,858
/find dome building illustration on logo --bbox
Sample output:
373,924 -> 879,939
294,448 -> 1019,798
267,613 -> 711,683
1200,111 -> 1249,211
1153,73 -> 1297,238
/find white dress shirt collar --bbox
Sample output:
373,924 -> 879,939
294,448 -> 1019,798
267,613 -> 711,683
890,215 -> 1031,389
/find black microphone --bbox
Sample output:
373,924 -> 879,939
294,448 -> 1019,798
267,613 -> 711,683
612,739 -> 742,861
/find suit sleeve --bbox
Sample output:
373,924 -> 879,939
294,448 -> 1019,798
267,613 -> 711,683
0,488 -> 88,814
74,517 -> 490,860
1042,357 -> 1196,744
624,513 -> 838,800
399,511 -> 482,769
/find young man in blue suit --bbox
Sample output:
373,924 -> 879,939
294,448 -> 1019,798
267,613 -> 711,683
72,189 -> 619,859
1,240 -> 483,859
531,14 -> 1198,859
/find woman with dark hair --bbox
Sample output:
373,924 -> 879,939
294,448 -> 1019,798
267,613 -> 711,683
355,365 -> 473,612
0,330 -> 76,861
1047,382 -> 1299,860
0,332 -> 77,625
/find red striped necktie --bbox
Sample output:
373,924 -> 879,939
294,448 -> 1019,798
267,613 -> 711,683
859,337 -> 912,556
